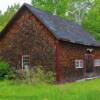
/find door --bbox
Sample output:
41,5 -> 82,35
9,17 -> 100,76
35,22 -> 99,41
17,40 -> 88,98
84,54 -> 93,73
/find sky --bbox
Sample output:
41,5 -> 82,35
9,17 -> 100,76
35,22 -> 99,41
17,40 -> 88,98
0,0 -> 31,13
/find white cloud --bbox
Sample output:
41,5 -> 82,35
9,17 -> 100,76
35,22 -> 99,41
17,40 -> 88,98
0,0 -> 31,13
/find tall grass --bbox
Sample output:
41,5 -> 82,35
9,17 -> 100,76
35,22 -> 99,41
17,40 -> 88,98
0,79 -> 100,100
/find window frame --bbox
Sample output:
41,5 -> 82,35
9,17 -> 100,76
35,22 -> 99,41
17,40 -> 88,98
22,55 -> 30,70
75,59 -> 84,69
94,59 -> 100,67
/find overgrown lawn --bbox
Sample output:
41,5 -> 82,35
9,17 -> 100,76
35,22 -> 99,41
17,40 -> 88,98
0,79 -> 100,100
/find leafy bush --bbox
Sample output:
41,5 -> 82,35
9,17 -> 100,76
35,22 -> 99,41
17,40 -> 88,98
20,66 -> 55,84
31,66 -> 55,83
0,59 -> 14,80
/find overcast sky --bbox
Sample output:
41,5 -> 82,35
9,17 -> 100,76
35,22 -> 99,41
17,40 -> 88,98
0,0 -> 31,13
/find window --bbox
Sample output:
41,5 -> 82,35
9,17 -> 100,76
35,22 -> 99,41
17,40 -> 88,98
94,59 -> 100,67
22,55 -> 30,69
75,59 -> 83,68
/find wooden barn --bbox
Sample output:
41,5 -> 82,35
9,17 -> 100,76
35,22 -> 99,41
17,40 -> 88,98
0,3 -> 100,82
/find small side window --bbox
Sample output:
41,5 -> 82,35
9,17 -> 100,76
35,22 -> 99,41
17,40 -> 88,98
94,59 -> 100,67
22,55 -> 30,70
75,59 -> 83,68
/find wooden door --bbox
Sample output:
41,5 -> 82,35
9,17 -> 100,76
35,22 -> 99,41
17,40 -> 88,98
84,54 -> 93,73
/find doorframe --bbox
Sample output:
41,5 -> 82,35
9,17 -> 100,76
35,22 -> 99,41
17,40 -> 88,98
84,49 -> 96,78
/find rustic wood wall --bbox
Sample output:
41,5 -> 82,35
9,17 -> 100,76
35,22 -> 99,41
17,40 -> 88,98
59,41 -> 100,82
0,8 -> 56,71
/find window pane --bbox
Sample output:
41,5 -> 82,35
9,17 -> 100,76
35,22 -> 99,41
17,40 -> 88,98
94,59 -> 100,67
22,55 -> 30,69
75,59 -> 83,68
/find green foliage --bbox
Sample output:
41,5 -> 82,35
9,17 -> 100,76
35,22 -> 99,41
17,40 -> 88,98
0,59 -> 14,80
30,66 -> 55,83
15,66 -> 55,84
32,0 -> 70,19
0,3 -> 20,31
82,0 -> 100,40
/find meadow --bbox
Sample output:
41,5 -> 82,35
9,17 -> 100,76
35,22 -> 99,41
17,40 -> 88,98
0,79 -> 100,100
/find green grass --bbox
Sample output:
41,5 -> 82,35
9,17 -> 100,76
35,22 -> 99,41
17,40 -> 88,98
0,79 -> 100,100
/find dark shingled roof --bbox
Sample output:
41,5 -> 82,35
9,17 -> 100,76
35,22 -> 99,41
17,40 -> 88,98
1,3 -> 100,47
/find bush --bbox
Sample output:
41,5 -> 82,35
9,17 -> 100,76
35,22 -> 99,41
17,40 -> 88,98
0,59 -> 14,80
31,66 -> 55,83
21,66 -> 55,84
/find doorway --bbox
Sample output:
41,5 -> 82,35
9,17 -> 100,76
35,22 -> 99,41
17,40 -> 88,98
84,54 -> 93,73
84,50 -> 94,78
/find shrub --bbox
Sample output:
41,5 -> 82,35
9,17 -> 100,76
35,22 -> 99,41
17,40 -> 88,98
21,66 -> 55,84
0,59 -> 14,80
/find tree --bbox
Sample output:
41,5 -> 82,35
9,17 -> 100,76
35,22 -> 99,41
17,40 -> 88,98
32,0 -> 70,18
0,3 -> 20,31
82,0 -> 100,40
67,0 -> 95,24
32,0 -> 95,22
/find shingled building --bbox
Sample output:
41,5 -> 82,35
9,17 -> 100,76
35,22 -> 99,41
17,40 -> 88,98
0,3 -> 100,82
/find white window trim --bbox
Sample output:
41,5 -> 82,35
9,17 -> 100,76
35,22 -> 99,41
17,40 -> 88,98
94,59 -> 100,67
75,59 -> 84,68
22,55 -> 30,70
